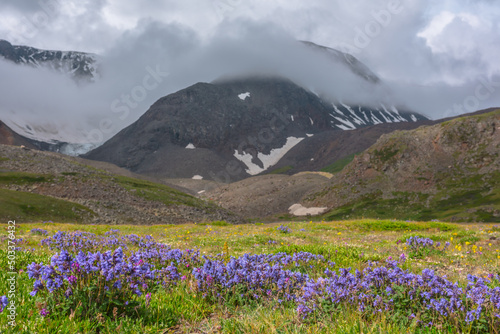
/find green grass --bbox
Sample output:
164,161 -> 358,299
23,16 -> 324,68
109,175 -> 213,209
268,165 -> 293,175
0,171 -> 53,185
373,146 -> 399,163
0,188 -> 95,222
1,219 -> 499,333
320,153 -> 358,174
322,178 -> 500,223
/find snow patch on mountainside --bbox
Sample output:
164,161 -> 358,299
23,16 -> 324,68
289,203 -> 328,216
234,136 -> 304,175
238,92 -> 250,100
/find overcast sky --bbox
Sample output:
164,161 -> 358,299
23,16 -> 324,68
0,0 -> 499,144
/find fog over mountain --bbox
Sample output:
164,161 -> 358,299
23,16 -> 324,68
0,0 -> 499,148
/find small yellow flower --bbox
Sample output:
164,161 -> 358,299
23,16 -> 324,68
450,237 -> 453,241
488,243 -> 492,247
466,242 -> 470,245
337,232 -> 341,235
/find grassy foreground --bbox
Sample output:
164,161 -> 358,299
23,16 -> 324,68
1,219 -> 499,333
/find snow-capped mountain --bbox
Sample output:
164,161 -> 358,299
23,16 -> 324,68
0,38 -> 428,171
0,39 -> 100,82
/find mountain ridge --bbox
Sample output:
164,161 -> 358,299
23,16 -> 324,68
83,76 -> 427,181
0,39 -> 99,82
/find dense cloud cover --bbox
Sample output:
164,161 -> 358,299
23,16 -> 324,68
0,0 -> 499,145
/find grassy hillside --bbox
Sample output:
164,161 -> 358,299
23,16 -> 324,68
0,145 -> 240,224
306,109 -> 500,223
0,188 -> 95,222
320,152 -> 357,174
1,219 -> 499,333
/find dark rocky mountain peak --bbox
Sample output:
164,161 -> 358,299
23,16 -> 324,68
84,76 -> 428,181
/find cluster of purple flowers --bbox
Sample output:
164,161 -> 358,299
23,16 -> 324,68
296,259 -> 500,329
405,236 -> 450,258
30,228 -> 49,236
406,236 -> 435,249
39,231 -> 166,254
41,231 -> 128,253
29,232 -> 203,298
193,252 -> 325,301
27,247 -> 160,297
277,225 -> 292,234
26,230 -> 500,330
0,296 -> 8,313
104,229 -> 120,235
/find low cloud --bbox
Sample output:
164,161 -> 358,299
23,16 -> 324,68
0,0 -> 499,145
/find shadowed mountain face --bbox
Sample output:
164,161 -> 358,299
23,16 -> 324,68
0,39 -> 99,82
84,76 -> 427,181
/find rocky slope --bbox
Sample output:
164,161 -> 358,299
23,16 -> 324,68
84,76 -> 426,181
303,109 -> 500,222
0,144 -> 242,224
204,173 -> 330,219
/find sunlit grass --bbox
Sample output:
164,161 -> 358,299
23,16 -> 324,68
1,219 -> 499,333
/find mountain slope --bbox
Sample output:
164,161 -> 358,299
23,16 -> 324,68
0,39 -> 99,82
0,120 -> 38,148
0,144 -> 242,224
1,39 -> 425,161
84,76 -> 426,181
300,41 -> 380,84
265,120 -> 435,175
303,109 -> 500,222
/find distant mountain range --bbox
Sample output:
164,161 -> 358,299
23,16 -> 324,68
0,39 -> 99,82
1,39 -> 429,181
